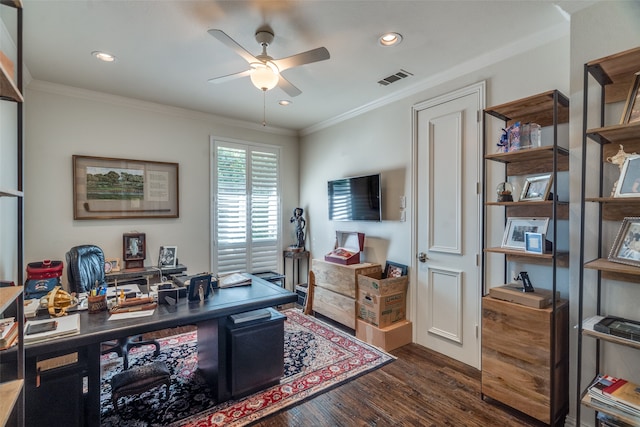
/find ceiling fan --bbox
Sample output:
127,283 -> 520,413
207,25 -> 330,97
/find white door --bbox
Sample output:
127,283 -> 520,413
412,82 -> 484,369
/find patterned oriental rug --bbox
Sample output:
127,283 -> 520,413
100,308 -> 394,426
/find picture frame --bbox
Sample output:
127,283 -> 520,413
520,174 -> 552,202
524,232 -> 544,254
187,273 -> 212,302
613,155 -> 640,198
620,71 -> 640,125
608,217 -> 640,267
158,245 -> 178,268
501,217 -> 550,250
104,257 -> 121,273
384,261 -> 408,278
73,155 -> 179,220
123,232 -> 146,269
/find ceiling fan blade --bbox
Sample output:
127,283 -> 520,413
208,29 -> 258,64
278,75 -> 302,97
272,47 -> 330,72
208,69 -> 253,84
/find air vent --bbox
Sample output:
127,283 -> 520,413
378,69 -> 413,86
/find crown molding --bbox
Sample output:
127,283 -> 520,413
301,22 -> 569,137
26,80 -> 297,137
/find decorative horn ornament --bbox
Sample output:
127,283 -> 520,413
40,286 -> 78,317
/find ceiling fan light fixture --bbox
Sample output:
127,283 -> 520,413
91,50 -> 116,62
250,62 -> 279,91
379,32 -> 403,47
278,100 -> 292,106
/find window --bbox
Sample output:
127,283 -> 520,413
212,138 -> 281,275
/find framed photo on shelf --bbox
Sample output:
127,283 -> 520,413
72,155 -> 179,220
608,217 -> 640,267
620,71 -> 640,125
384,261 -> 408,278
501,217 -> 550,250
520,174 -> 552,201
104,258 -> 121,273
614,155 -> 640,198
158,246 -> 177,268
524,232 -> 544,254
123,232 -> 146,269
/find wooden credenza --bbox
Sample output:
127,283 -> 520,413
481,296 -> 569,425
309,259 -> 381,329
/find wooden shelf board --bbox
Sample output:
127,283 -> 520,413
0,286 -> 22,313
0,189 -> 23,197
484,90 -> 569,127
581,394 -> 640,425
585,197 -> 640,221
587,46 -> 640,103
585,258 -> 640,280
0,379 -> 23,427
485,247 -> 569,267
486,201 -> 569,220
0,61 -> 22,102
0,0 -> 22,8
486,200 -> 568,207
586,121 -> 640,145
485,145 -> 569,164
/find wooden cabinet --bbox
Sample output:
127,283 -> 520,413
576,46 -> 640,426
481,90 -> 570,425
482,296 -> 568,425
308,259 -> 381,329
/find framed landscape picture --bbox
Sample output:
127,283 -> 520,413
73,155 -> 179,220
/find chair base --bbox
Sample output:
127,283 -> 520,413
101,336 -> 161,370
111,361 -> 171,410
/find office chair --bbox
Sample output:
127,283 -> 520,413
65,244 -> 160,369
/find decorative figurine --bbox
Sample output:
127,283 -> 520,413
289,207 -> 306,250
496,181 -> 514,202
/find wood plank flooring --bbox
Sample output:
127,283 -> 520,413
254,342 -> 550,427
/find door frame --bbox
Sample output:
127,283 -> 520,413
409,81 -> 485,365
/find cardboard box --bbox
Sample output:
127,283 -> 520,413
356,319 -> 412,351
0,51 -> 14,82
489,285 -> 561,309
357,274 -> 408,327
325,231 -> 365,265
358,274 -> 408,296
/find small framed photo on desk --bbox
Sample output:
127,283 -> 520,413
158,246 -> 177,268
123,232 -> 146,269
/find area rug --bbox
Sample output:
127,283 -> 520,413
99,308 -> 394,426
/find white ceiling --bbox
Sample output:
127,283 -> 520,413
14,1 -> 594,132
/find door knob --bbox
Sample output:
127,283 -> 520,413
418,252 -> 428,263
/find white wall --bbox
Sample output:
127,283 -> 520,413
23,82 -> 300,283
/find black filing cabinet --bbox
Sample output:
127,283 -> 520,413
226,308 -> 285,398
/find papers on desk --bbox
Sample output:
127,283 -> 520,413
24,314 -> 80,344
106,284 -> 140,297
218,273 -> 252,288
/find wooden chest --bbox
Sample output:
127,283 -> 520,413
481,296 -> 569,425
310,259 -> 381,329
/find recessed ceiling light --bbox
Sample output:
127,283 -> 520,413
92,51 -> 116,62
278,100 -> 292,106
379,32 -> 403,47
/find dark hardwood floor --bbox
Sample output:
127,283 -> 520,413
254,342 -> 549,427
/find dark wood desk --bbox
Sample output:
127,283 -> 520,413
23,276 -> 296,427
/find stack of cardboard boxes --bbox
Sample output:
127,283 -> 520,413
355,274 -> 412,351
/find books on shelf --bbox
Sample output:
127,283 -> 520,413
218,273 -> 252,288
0,320 -> 18,349
24,313 -> 80,344
587,374 -> 640,420
605,379 -> 640,412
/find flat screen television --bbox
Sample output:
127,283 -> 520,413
328,173 -> 381,221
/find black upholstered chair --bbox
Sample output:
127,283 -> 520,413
65,244 -> 160,369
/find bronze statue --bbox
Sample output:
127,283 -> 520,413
290,207 -> 306,249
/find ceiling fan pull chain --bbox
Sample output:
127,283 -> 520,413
262,89 -> 267,127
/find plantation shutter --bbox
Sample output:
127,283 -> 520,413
213,141 -> 280,275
